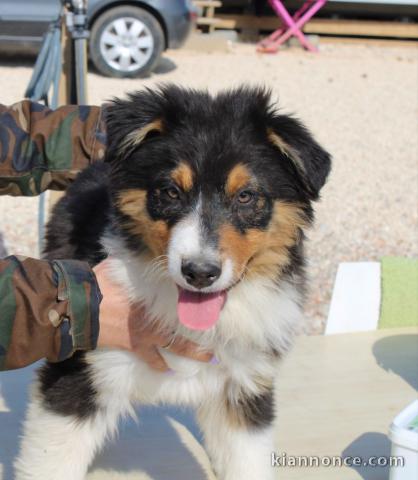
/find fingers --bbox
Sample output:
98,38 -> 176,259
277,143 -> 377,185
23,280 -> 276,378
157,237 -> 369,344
167,338 -> 213,363
135,346 -> 169,372
130,319 -> 213,368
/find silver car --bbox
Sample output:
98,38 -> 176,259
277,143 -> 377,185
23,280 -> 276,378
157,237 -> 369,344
0,0 -> 195,77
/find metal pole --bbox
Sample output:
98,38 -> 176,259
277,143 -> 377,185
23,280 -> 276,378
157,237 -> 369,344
74,38 -> 88,104
58,8 -> 73,106
69,0 -> 89,104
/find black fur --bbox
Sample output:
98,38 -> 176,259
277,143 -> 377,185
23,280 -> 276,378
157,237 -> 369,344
39,352 -> 98,419
44,162 -> 111,266
268,114 -> 330,200
241,388 -> 275,429
226,387 -> 275,429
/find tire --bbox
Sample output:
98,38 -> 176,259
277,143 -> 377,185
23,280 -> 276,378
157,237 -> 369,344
89,6 -> 165,78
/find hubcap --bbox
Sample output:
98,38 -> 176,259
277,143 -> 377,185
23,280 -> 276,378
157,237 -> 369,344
100,17 -> 154,72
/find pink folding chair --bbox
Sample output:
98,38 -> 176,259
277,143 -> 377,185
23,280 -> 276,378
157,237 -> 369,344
257,0 -> 327,53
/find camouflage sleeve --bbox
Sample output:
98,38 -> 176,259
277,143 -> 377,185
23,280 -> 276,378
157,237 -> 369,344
0,256 -> 102,371
0,100 -> 107,196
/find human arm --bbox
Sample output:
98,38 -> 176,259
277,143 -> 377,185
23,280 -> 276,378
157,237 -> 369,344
0,256 -> 101,370
0,257 -> 212,371
0,100 -> 106,196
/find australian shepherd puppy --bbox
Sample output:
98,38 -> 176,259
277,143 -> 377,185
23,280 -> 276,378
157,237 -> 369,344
15,85 -> 331,480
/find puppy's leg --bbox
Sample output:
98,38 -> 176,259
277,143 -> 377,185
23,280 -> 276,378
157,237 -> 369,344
14,391 -> 109,480
198,385 -> 276,480
15,352 -> 132,480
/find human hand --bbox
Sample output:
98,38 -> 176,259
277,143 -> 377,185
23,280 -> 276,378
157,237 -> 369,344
94,259 -> 213,371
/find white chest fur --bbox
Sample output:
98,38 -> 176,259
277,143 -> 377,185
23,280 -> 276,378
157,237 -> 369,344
16,235 -> 305,480
92,236 -> 305,408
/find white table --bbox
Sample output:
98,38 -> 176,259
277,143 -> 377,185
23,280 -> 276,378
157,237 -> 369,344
1,327 -> 417,479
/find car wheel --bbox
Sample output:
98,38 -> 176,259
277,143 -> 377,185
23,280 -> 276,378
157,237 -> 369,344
89,6 -> 164,78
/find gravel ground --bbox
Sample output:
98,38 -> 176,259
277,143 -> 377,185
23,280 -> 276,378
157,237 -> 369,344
0,41 -> 417,332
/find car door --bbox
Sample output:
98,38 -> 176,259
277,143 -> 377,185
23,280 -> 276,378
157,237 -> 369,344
0,0 -> 61,44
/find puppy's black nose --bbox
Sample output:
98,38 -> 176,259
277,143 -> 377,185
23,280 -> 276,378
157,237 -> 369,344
181,260 -> 221,289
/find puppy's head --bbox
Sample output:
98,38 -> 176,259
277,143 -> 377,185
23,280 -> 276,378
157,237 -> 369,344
105,85 -> 331,330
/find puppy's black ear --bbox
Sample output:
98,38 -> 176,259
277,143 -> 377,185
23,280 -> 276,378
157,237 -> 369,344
104,89 -> 165,162
267,115 -> 331,200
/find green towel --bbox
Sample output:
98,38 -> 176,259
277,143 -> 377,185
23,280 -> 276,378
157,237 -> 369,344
379,257 -> 418,329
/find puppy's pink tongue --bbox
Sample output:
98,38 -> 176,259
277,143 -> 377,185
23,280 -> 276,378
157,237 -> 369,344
177,289 -> 227,330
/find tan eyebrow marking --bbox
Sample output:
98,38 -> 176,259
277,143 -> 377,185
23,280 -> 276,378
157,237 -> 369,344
171,162 -> 194,192
225,163 -> 251,196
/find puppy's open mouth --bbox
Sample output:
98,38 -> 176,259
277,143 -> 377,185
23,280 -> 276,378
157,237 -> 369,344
177,288 -> 227,331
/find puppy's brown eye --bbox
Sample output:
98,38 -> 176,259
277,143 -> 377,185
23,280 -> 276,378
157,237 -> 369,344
165,187 -> 180,200
237,190 -> 254,204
